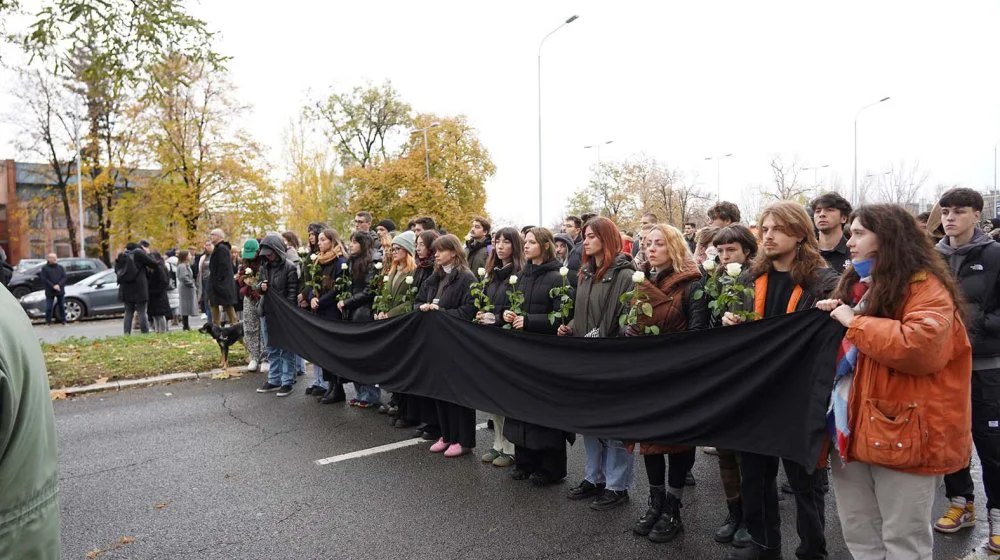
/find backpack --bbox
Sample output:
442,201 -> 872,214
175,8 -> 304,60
115,251 -> 140,283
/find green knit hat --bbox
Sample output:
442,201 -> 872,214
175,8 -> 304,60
241,239 -> 260,259
391,231 -> 416,257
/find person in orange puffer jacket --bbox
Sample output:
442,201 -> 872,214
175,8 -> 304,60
817,204 -> 971,560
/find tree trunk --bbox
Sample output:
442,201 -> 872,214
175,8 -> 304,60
58,184 -> 79,257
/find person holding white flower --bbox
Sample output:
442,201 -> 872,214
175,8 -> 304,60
337,230 -> 384,408
472,227 -> 524,467
720,202 -> 839,560
624,224 -> 706,544
505,227 -> 575,486
405,230 -> 443,437
558,216 -> 638,512
306,229 -> 348,402
235,239 -> 265,371
416,234 -> 478,458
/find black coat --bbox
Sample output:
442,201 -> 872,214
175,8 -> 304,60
208,241 -> 238,306
483,263 -> 515,323
259,235 -> 299,316
416,268 -> 477,320
504,257 -> 576,450
342,252 -> 382,323
937,233 -> 1000,357
565,237 -> 584,289
116,249 -> 156,304
514,258 -> 567,334
147,262 -> 172,317
39,263 -> 67,296
314,256 -> 349,320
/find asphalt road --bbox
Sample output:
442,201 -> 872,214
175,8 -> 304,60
35,315 -> 206,343
55,376 -> 988,560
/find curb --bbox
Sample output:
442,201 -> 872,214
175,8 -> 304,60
53,367 -> 254,396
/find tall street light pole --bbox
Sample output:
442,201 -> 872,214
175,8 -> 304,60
583,139 -> 613,166
704,153 -> 733,200
409,122 -> 441,180
802,164 -> 830,188
853,96 -> 890,206
994,139 -> 999,192
74,126 -> 84,257
538,14 -> 579,226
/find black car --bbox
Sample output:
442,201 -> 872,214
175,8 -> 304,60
8,258 -> 108,299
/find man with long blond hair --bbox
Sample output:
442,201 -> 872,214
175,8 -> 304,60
722,201 -> 839,560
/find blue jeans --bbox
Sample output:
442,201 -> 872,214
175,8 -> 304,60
296,354 -> 306,375
584,436 -> 635,492
260,315 -> 295,388
45,292 -> 66,324
312,363 -> 328,390
353,383 -> 381,405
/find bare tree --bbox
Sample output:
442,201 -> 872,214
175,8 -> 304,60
763,155 -> 810,201
309,80 -> 412,169
9,67 -> 82,255
874,160 -> 930,206
740,184 -> 767,224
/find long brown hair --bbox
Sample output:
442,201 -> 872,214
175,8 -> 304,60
750,201 -> 827,287
485,227 -> 524,277
579,216 -> 622,283
833,204 -> 964,320
431,234 -> 469,275
416,230 -> 440,269
526,227 -> 557,263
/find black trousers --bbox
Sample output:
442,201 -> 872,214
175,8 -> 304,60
740,452 -> 827,559
407,395 -> 440,436
514,445 -> 567,480
945,368 -> 1000,510
436,400 -> 476,448
643,449 -> 697,489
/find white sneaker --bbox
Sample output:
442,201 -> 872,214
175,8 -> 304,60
200,313 -> 207,320
260,362 -> 269,373
246,360 -> 258,372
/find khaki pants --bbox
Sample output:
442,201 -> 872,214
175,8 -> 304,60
211,304 -> 238,326
831,459 -> 939,560
490,414 -> 515,455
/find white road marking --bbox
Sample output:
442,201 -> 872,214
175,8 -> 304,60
315,422 -> 489,466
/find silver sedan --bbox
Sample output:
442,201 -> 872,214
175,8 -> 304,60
19,269 -> 124,322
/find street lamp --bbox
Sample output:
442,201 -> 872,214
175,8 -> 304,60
853,96 -> 890,205
802,164 -> 830,188
583,139 -> 613,166
537,14 -> 579,226
704,153 -> 733,200
994,139 -> 999,192
74,126 -> 84,257
409,122 -> 441,181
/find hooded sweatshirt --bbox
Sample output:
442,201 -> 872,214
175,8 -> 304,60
258,233 -> 299,315
936,228 -> 1000,363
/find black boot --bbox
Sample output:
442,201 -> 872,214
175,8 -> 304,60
648,492 -> 683,543
725,543 -> 781,560
715,499 -> 743,544
318,384 -> 345,404
633,486 -> 666,536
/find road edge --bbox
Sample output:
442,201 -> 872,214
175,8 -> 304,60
52,367 -> 254,396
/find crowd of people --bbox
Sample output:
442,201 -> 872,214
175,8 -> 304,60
99,189 -> 996,560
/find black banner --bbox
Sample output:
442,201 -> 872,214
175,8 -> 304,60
266,297 -> 844,467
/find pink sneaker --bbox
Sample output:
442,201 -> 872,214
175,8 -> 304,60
429,438 -> 449,453
444,443 -> 469,458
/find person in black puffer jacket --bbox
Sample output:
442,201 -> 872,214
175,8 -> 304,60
475,227 -> 524,468
416,234 -> 477,458
403,229 -> 442,434
337,231 -> 383,408
308,228 -> 348,403
503,227 -> 577,486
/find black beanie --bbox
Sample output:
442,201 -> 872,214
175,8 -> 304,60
377,219 -> 396,232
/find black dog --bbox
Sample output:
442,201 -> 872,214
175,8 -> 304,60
199,322 -> 245,370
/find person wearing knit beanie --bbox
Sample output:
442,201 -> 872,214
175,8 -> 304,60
391,230 -> 416,256
377,219 -> 397,236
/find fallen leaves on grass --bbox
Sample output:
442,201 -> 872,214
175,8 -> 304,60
94,377 -> 110,385
50,391 -> 67,400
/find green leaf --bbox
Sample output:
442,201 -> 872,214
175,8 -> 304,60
692,289 -> 704,300
641,303 -> 653,317
648,325 -> 660,335
618,314 -> 627,327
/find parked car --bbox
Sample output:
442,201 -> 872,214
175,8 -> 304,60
19,269 -> 123,322
15,259 -> 45,273
7,257 -> 107,299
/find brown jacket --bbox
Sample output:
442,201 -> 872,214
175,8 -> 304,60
629,259 -> 703,456
845,272 -> 973,475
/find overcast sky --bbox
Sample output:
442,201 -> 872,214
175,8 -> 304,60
3,1 -> 999,226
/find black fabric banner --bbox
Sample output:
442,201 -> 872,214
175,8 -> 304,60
266,297 -> 845,467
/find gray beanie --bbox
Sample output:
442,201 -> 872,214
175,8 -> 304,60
391,230 -> 416,256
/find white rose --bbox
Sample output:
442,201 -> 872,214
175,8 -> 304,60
383,275 -> 390,283
631,270 -> 645,284
341,263 -> 348,270
726,263 -> 743,277
244,268 -> 252,275
374,262 -> 383,270
559,266 -> 569,277
509,275 -> 518,285
405,276 -> 413,285
310,254 -> 318,262
702,260 -> 716,272
298,246 -> 308,254
477,267 -> 486,277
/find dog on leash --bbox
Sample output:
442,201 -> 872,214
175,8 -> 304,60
199,321 -> 245,370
